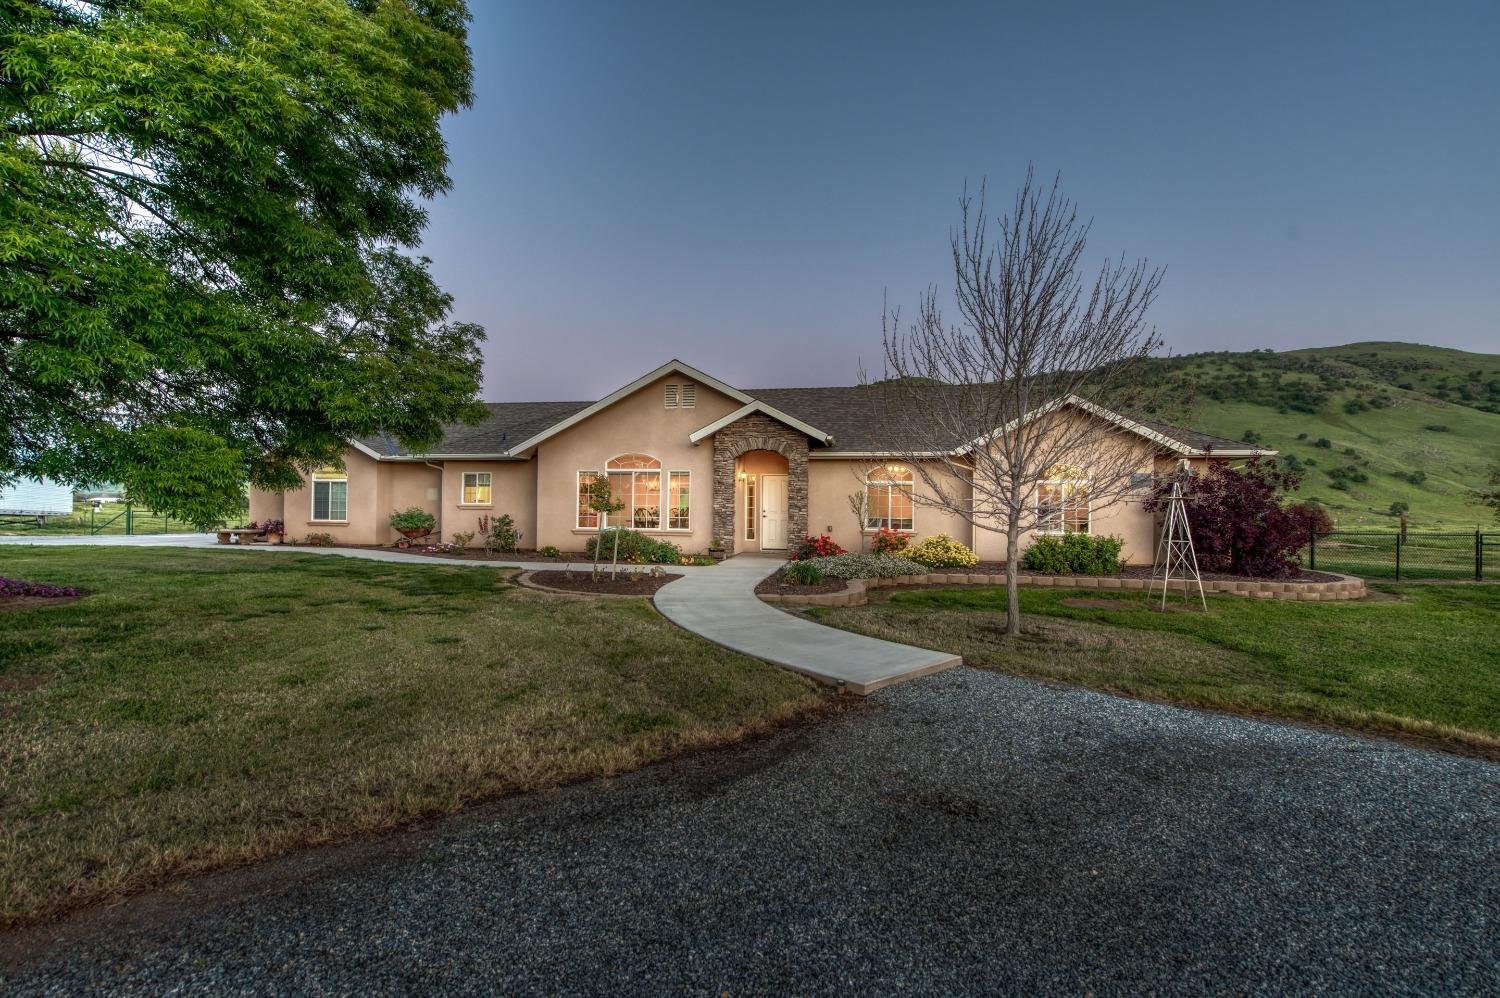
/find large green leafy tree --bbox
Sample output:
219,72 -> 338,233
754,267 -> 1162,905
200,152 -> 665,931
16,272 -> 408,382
1,0 -> 488,525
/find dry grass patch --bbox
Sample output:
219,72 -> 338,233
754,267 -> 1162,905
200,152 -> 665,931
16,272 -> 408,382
0,548 -> 821,927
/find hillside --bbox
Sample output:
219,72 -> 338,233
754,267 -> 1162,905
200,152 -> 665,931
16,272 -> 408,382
1146,342 -> 1500,529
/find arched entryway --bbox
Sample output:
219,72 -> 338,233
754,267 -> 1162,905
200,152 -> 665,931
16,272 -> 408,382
736,449 -> 790,552
710,413 -> 811,555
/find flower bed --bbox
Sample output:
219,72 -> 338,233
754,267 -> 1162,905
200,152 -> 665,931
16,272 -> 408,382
758,567 -> 1366,606
0,576 -> 83,611
521,569 -> 681,596
755,573 -> 851,598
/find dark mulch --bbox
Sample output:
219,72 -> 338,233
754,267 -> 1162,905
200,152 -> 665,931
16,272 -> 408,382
525,570 -> 681,596
342,545 -> 589,562
968,562 -> 1342,584
0,595 -> 80,613
755,573 -> 850,597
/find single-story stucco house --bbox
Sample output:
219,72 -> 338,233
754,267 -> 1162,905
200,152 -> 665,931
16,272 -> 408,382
247,360 -> 1272,562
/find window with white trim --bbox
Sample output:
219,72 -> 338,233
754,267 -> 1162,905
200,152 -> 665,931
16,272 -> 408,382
461,471 -> 491,505
866,465 -> 913,531
668,471 -> 690,530
577,472 -> 601,528
744,475 -> 756,541
311,466 -> 348,521
1037,466 -> 1090,533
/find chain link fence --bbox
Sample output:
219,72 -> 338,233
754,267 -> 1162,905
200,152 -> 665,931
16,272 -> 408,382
1306,529 -> 1493,581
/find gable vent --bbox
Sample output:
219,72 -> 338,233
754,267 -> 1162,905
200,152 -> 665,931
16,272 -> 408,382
680,383 -> 696,408
664,384 -> 679,409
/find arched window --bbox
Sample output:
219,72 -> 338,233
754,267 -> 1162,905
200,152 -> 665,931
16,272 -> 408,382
865,464 -> 914,531
606,453 -> 660,471
1037,464 -> 1090,534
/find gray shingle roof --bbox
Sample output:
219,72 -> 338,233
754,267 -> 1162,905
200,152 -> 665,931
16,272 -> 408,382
357,382 -> 1260,458
355,401 -> 591,457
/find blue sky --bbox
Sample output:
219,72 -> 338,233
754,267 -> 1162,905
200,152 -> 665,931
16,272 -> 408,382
423,1 -> 1499,401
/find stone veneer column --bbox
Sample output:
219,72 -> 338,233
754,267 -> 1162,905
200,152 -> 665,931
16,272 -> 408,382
710,413 -> 811,555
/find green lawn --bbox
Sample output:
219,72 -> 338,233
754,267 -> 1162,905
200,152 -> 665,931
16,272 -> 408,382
809,584 -> 1500,753
0,548 -> 820,926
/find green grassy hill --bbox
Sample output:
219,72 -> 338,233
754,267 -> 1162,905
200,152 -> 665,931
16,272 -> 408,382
1147,342 -> 1500,529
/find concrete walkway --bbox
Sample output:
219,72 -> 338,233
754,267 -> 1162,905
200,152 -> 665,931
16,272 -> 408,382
653,556 -> 959,693
1,535 -> 959,692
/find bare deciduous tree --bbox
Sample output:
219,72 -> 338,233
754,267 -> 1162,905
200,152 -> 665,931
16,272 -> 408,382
871,168 -> 1188,634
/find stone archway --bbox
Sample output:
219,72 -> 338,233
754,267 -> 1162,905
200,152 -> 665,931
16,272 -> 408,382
711,413 -> 810,554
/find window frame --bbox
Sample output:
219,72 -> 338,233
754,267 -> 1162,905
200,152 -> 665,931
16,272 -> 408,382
744,474 -> 756,541
1035,477 -> 1091,535
864,465 -> 914,532
578,456 -> 691,533
460,471 -> 492,507
310,468 -> 348,523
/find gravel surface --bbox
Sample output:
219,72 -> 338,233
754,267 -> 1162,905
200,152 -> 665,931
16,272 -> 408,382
5,668 -> 1499,994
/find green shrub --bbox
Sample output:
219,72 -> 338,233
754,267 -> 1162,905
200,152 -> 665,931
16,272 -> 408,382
1312,437 -> 1332,449
390,507 -> 436,532
1021,533 -> 1123,575
450,530 -> 475,553
483,513 -> 518,552
907,532 -> 979,568
584,528 -> 682,564
805,554 -> 928,579
1425,424 -> 1449,433
782,560 -> 825,585
301,532 -> 335,547
538,545 -> 562,558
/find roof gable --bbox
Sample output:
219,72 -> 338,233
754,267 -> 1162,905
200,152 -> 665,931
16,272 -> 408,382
503,359 -> 758,455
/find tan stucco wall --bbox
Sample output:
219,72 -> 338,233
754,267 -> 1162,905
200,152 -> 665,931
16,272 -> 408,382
531,374 -> 742,552
248,453 -> 441,546
968,412 -> 1160,565
439,460 -> 537,545
807,459 -> 974,554
249,449 -> 387,545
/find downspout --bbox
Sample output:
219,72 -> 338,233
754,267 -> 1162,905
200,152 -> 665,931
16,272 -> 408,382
425,460 -> 445,539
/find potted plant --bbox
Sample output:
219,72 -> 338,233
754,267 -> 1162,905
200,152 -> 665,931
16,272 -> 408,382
260,518 -> 286,544
390,507 -> 437,547
707,537 -> 728,562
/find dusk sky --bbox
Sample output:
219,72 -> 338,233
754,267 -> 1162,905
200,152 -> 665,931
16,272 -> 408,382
423,1 -> 1499,402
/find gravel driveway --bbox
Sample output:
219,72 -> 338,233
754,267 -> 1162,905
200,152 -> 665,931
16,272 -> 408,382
5,667 -> 1499,994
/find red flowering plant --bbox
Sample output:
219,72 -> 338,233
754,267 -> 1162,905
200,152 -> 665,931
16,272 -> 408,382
1144,457 -> 1332,578
792,534 -> 846,560
870,527 -> 910,555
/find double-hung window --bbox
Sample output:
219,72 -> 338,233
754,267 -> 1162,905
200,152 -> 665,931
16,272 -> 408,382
461,471 -> 491,505
577,472 -> 602,528
866,465 -> 914,531
1037,466 -> 1090,533
311,466 -> 348,522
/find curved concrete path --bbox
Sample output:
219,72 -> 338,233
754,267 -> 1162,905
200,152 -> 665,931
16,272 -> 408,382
0,536 -> 960,692
654,556 -> 959,694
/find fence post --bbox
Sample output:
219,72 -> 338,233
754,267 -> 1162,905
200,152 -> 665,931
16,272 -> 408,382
1479,530 -> 1485,582
1308,526 -> 1317,571
90,506 -> 96,536
125,504 -> 133,536
1395,532 -> 1401,581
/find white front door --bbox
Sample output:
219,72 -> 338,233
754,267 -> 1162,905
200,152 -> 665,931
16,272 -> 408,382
760,474 -> 789,550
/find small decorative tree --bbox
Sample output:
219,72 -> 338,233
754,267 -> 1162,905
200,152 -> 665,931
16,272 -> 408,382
1144,458 -> 1331,578
584,476 -> 624,580
847,490 -> 868,552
